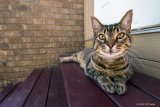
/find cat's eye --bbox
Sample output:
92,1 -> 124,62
117,33 -> 125,39
98,34 -> 106,40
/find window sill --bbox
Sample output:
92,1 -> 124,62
131,26 -> 160,35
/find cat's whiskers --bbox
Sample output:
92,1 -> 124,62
125,56 -> 135,67
131,43 -> 138,46
126,52 -> 145,69
129,48 -> 143,58
122,54 -> 139,70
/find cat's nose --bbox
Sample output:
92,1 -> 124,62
108,44 -> 114,49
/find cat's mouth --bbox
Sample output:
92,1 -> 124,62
103,48 -> 119,55
99,49 -> 125,59
108,49 -> 116,54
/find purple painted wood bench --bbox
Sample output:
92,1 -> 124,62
0,62 -> 160,107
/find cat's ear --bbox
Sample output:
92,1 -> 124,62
91,16 -> 103,33
120,10 -> 133,32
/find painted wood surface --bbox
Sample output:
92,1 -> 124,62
0,62 -> 159,107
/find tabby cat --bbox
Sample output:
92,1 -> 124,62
60,10 -> 133,95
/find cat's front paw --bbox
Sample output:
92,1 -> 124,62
115,82 -> 127,95
59,57 -> 66,63
101,82 -> 115,94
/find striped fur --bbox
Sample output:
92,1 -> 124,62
60,10 -> 133,95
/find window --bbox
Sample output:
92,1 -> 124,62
94,0 -> 160,34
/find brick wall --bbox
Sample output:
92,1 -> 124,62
0,0 -> 84,90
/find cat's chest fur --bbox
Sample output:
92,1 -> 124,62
85,51 -> 130,77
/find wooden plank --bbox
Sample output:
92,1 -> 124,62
61,62 -> 116,107
129,71 -> 160,100
105,84 -> 160,107
0,84 -> 15,103
0,69 -> 42,107
47,66 -> 68,107
24,67 -> 52,107
0,83 -> 21,104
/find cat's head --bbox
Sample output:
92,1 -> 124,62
91,10 -> 133,60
